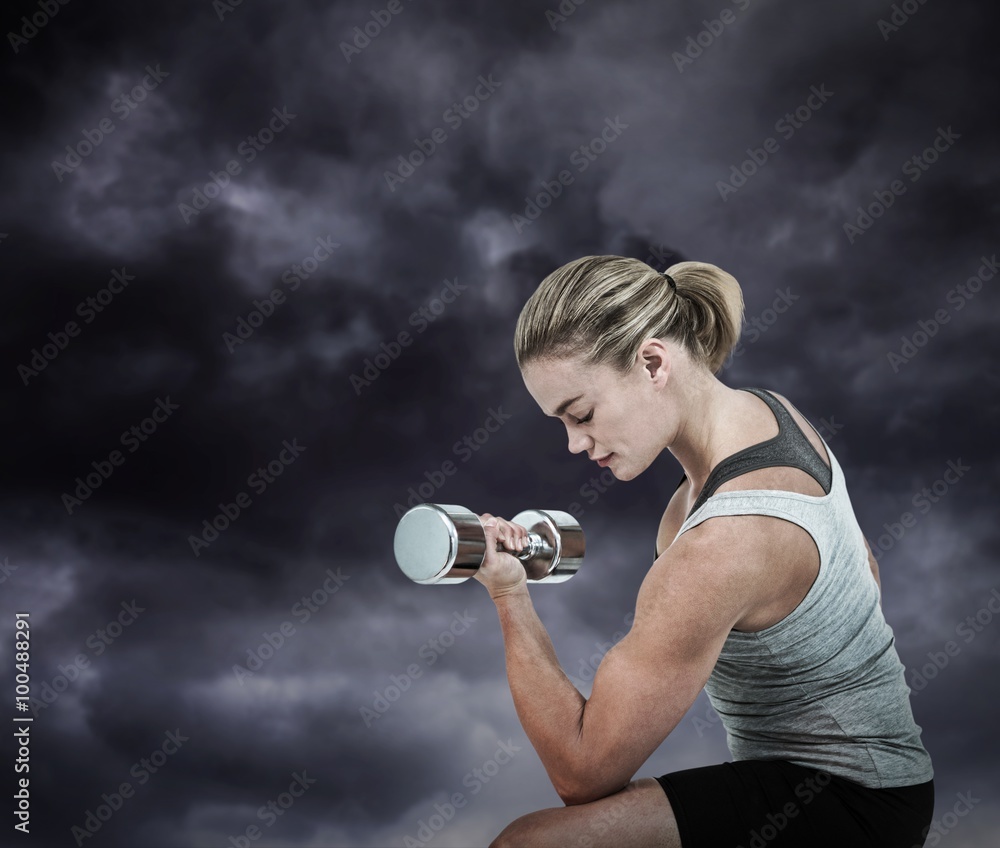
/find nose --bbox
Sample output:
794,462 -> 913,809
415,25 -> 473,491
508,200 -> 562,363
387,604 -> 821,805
566,426 -> 592,456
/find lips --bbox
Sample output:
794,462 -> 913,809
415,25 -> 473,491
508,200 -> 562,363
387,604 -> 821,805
594,453 -> 613,467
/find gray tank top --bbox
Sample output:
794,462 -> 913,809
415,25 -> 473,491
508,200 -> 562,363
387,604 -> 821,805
670,387 -> 934,789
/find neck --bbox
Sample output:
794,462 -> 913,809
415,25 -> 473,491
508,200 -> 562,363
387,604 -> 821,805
666,376 -> 747,496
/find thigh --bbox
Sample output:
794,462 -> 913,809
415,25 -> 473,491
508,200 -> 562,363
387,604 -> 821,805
826,775 -> 935,848
656,759 -> 932,848
489,778 -> 681,848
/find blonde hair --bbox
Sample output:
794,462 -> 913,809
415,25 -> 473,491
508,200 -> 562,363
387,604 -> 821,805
513,256 -> 745,375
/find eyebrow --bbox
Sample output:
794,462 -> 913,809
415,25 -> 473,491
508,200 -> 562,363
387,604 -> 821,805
551,394 -> 584,417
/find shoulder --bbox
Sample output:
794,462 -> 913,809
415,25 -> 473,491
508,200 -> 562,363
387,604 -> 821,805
638,519 -> 768,645
643,500 -> 818,641
654,477 -> 692,557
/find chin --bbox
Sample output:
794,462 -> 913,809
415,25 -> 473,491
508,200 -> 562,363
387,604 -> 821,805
615,456 -> 650,482
608,460 -> 633,481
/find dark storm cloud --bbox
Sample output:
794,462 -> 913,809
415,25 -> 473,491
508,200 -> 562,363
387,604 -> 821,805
2,0 -> 998,845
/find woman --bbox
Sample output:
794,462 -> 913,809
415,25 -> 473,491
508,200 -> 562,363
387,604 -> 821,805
476,256 -> 934,847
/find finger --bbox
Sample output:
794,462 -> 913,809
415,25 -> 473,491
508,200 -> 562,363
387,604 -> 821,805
510,523 -> 529,550
484,516 -> 513,547
496,528 -> 516,552
482,517 -> 526,553
497,524 -> 521,553
483,515 -> 515,548
498,521 -> 515,549
481,516 -> 505,553
496,521 -> 523,552
503,522 -> 525,552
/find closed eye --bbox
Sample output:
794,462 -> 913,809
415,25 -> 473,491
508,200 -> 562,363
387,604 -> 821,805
574,411 -> 593,425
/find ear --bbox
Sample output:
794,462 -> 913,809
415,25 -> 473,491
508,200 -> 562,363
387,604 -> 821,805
638,338 -> 669,384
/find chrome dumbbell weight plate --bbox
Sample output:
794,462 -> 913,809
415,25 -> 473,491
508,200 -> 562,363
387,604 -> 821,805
509,509 -> 584,582
393,504 -> 487,585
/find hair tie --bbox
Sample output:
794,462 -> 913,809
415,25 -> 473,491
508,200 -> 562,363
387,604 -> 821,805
663,272 -> 677,291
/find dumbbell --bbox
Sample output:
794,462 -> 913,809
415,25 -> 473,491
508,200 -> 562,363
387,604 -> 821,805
394,503 -> 585,585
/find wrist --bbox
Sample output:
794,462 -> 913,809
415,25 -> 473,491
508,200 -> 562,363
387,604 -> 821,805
490,581 -> 530,603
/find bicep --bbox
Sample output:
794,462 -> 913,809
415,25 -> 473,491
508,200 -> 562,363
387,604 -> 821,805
574,532 -> 750,799
580,612 -> 727,775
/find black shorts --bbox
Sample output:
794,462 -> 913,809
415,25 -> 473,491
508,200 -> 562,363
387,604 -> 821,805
655,760 -> 934,848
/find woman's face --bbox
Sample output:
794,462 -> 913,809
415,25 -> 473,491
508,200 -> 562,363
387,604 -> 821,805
521,351 -> 669,481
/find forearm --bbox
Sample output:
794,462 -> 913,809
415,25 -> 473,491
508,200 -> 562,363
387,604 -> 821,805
492,586 -> 586,793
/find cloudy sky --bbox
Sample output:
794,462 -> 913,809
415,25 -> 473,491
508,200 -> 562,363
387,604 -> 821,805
2,0 -> 998,845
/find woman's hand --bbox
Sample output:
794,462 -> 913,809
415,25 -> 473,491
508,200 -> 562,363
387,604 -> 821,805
474,513 -> 530,600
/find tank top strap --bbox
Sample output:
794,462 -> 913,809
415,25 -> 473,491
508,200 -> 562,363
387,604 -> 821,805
684,387 -> 833,521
